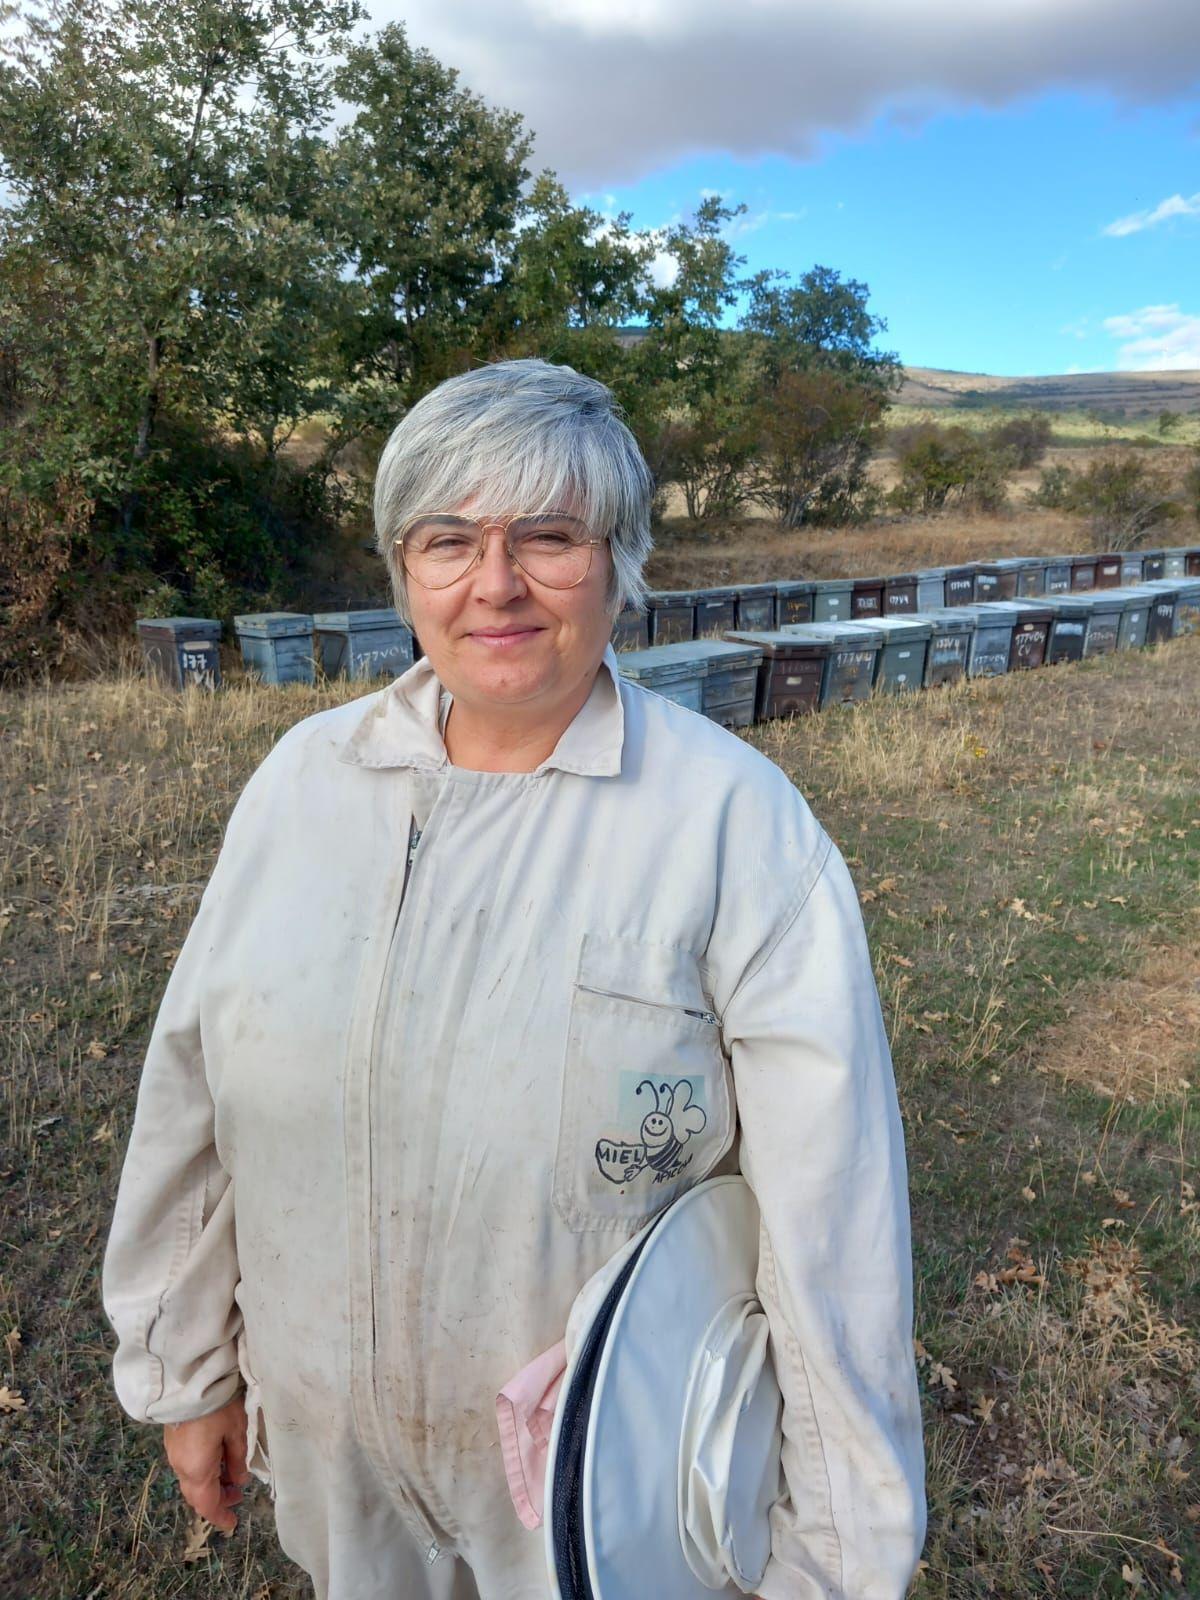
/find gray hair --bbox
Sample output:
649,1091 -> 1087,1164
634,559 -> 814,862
372,358 -> 654,624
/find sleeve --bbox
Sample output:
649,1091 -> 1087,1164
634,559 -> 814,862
720,837 -> 927,1600
101,768 -> 265,1426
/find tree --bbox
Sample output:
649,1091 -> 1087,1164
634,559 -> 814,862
739,265 -> 898,525
327,24 -> 532,419
890,423 -> 1009,514
988,412 -> 1052,470
0,0 -> 362,565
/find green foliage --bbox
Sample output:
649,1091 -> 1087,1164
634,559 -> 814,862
1158,409 -> 1183,437
987,412 -> 1053,470
1031,463 -> 1074,510
890,423 -> 1010,514
1041,451 -> 1181,549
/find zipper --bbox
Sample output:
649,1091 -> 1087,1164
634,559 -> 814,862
351,799 -> 448,1562
576,983 -> 719,1026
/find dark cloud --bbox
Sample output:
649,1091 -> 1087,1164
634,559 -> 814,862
376,0 -> 1200,185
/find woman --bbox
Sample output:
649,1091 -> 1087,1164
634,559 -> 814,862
103,358 -> 926,1599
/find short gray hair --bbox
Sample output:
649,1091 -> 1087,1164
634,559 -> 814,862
373,358 -> 653,624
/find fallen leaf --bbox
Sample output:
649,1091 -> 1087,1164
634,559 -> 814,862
1021,1186 -> 1037,1202
0,1386 -> 26,1413
182,1512 -> 214,1563
892,954 -> 914,969
4,1327 -> 20,1358
85,1040 -> 109,1061
974,1394 -> 996,1423
1120,1562 -> 1143,1590
930,1361 -> 958,1392
1108,896 -> 1128,907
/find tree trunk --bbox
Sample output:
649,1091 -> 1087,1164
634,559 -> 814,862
119,333 -> 161,541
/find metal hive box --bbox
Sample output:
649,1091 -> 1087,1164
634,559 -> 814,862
724,629 -> 827,720
1017,560 -> 1049,597
810,578 -> 853,622
1094,554 -> 1123,589
883,573 -> 919,614
850,575 -> 885,617
135,616 -> 222,691
774,580 -> 815,626
1035,596 -> 1090,663
611,607 -> 650,650
1042,557 -> 1073,594
841,616 -> 931,694
973,601 -> 1053,670
1163,547 -> 1189,579
233,612 -> 316,685
1140,550 -> 1166,581
644,590 -> 698,645
732,583 -> 778,631
779,621 -> 883,708
693,586 -> 739,637
680,638 -> 765,728
615,643 -> 707,712
1101,587 -> 1153,650
924,605 -> 1013,677
944,565 -> 978,606
920,611 -> 973,687
1119,554 -> 1144,586
312,610 -> 414,680
972,564 -> 1003,602
916,567 -> 948,610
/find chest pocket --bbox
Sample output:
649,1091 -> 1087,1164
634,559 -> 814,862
552,933 -> 734,1233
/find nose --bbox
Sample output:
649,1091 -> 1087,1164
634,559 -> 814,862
470,524 -> 528,606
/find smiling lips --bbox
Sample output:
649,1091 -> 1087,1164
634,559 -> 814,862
469,626 -> 544,648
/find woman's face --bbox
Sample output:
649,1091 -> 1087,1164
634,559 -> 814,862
402,493 -> 615,717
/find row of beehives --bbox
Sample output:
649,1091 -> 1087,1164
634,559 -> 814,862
131,543 -> 1200,695
620,580 -> 1199,728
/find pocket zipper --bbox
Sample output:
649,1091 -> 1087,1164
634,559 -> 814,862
577,984 -> 719,1026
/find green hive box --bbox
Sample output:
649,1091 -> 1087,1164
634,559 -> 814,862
234,612 -> 315,685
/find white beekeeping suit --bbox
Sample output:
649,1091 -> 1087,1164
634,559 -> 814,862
103,644 -> 926,1599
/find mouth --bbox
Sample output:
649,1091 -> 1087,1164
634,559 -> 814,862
467,626 -> 545,648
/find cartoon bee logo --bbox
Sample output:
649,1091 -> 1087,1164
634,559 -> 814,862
595,1078 -> 708,1187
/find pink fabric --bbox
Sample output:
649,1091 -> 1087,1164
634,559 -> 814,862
495,1339 -> 568,1530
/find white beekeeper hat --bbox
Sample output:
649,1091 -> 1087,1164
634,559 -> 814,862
544,1175 -> 784,1599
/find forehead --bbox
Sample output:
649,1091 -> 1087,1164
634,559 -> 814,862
451,487 -> 585,519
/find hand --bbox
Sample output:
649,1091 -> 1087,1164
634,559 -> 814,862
163,1394 -> 250,1532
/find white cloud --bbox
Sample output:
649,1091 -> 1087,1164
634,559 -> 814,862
375,0 -> 1200,185
727,207 -> 806,237
1103,191 -> 1200,237
1102,304 -> 1200,370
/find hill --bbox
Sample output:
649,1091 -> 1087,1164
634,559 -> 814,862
901,366 -> 1200,417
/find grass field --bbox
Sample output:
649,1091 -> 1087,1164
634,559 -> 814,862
2,635 -> 1198,1598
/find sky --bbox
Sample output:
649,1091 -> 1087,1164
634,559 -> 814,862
374,0 -> 1200,378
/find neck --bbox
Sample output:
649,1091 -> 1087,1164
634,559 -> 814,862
442,670 -> 600,774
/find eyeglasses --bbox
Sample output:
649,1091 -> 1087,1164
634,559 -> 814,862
395,511 -> 607,591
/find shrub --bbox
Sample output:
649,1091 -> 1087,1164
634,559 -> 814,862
988,413 -> 1053,470
889,423 -> 1010,514
1031,451 -> 1179,549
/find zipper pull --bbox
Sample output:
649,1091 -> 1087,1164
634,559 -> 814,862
685,1007 -> 719,1025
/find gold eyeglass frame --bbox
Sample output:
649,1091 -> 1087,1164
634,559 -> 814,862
394,511 -> 608,591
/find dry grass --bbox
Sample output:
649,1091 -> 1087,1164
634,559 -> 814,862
1032,941 -> 1200,1108
2,638 -> 1199,1597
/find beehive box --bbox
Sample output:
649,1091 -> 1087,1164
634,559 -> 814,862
811,579 -> 853,622
842,616 -> 931,693
850,576 -> 885,618
921,611 -> 973,687
972,564 -> 1003,602
611,607 -> 650,650
916,567 -> 948,610
1016,559 -> 1048,598
1094,553 -> 1123,589
1187,547 -> 1200,578
1042,557 -> 1073,594
644,590 -> 698,645
1103,588 -> 1153,650
1119,554 -> 1144,586
989,558 -> 1033,599
1140,550 -> 1166,581
1163,547 -> 1189,579
1037,596 -> 1090,663
732,583 -> 778,631
693,586 -> 739,636
682,638 -> 765,727
1077,593 -> 1124,657
724,630 -> 827,720
974,601 -> 1053,670
883,573 -> 919,614
233,612 -> 315,685
1142,578 -> 1200,638
780,621 -> 883,708
774,580 -> 815,626
944,566 -> 978,606
136,617 -> 222,690
928,604 -> 1014,677
1070,556 -> 1098,592
313,610 -> 414,679
1144,587 -> 1177,644
615,644 -> 707,712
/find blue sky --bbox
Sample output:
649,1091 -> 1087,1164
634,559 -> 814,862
384,0 -> 1200,377
578,94 -> 1200,377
